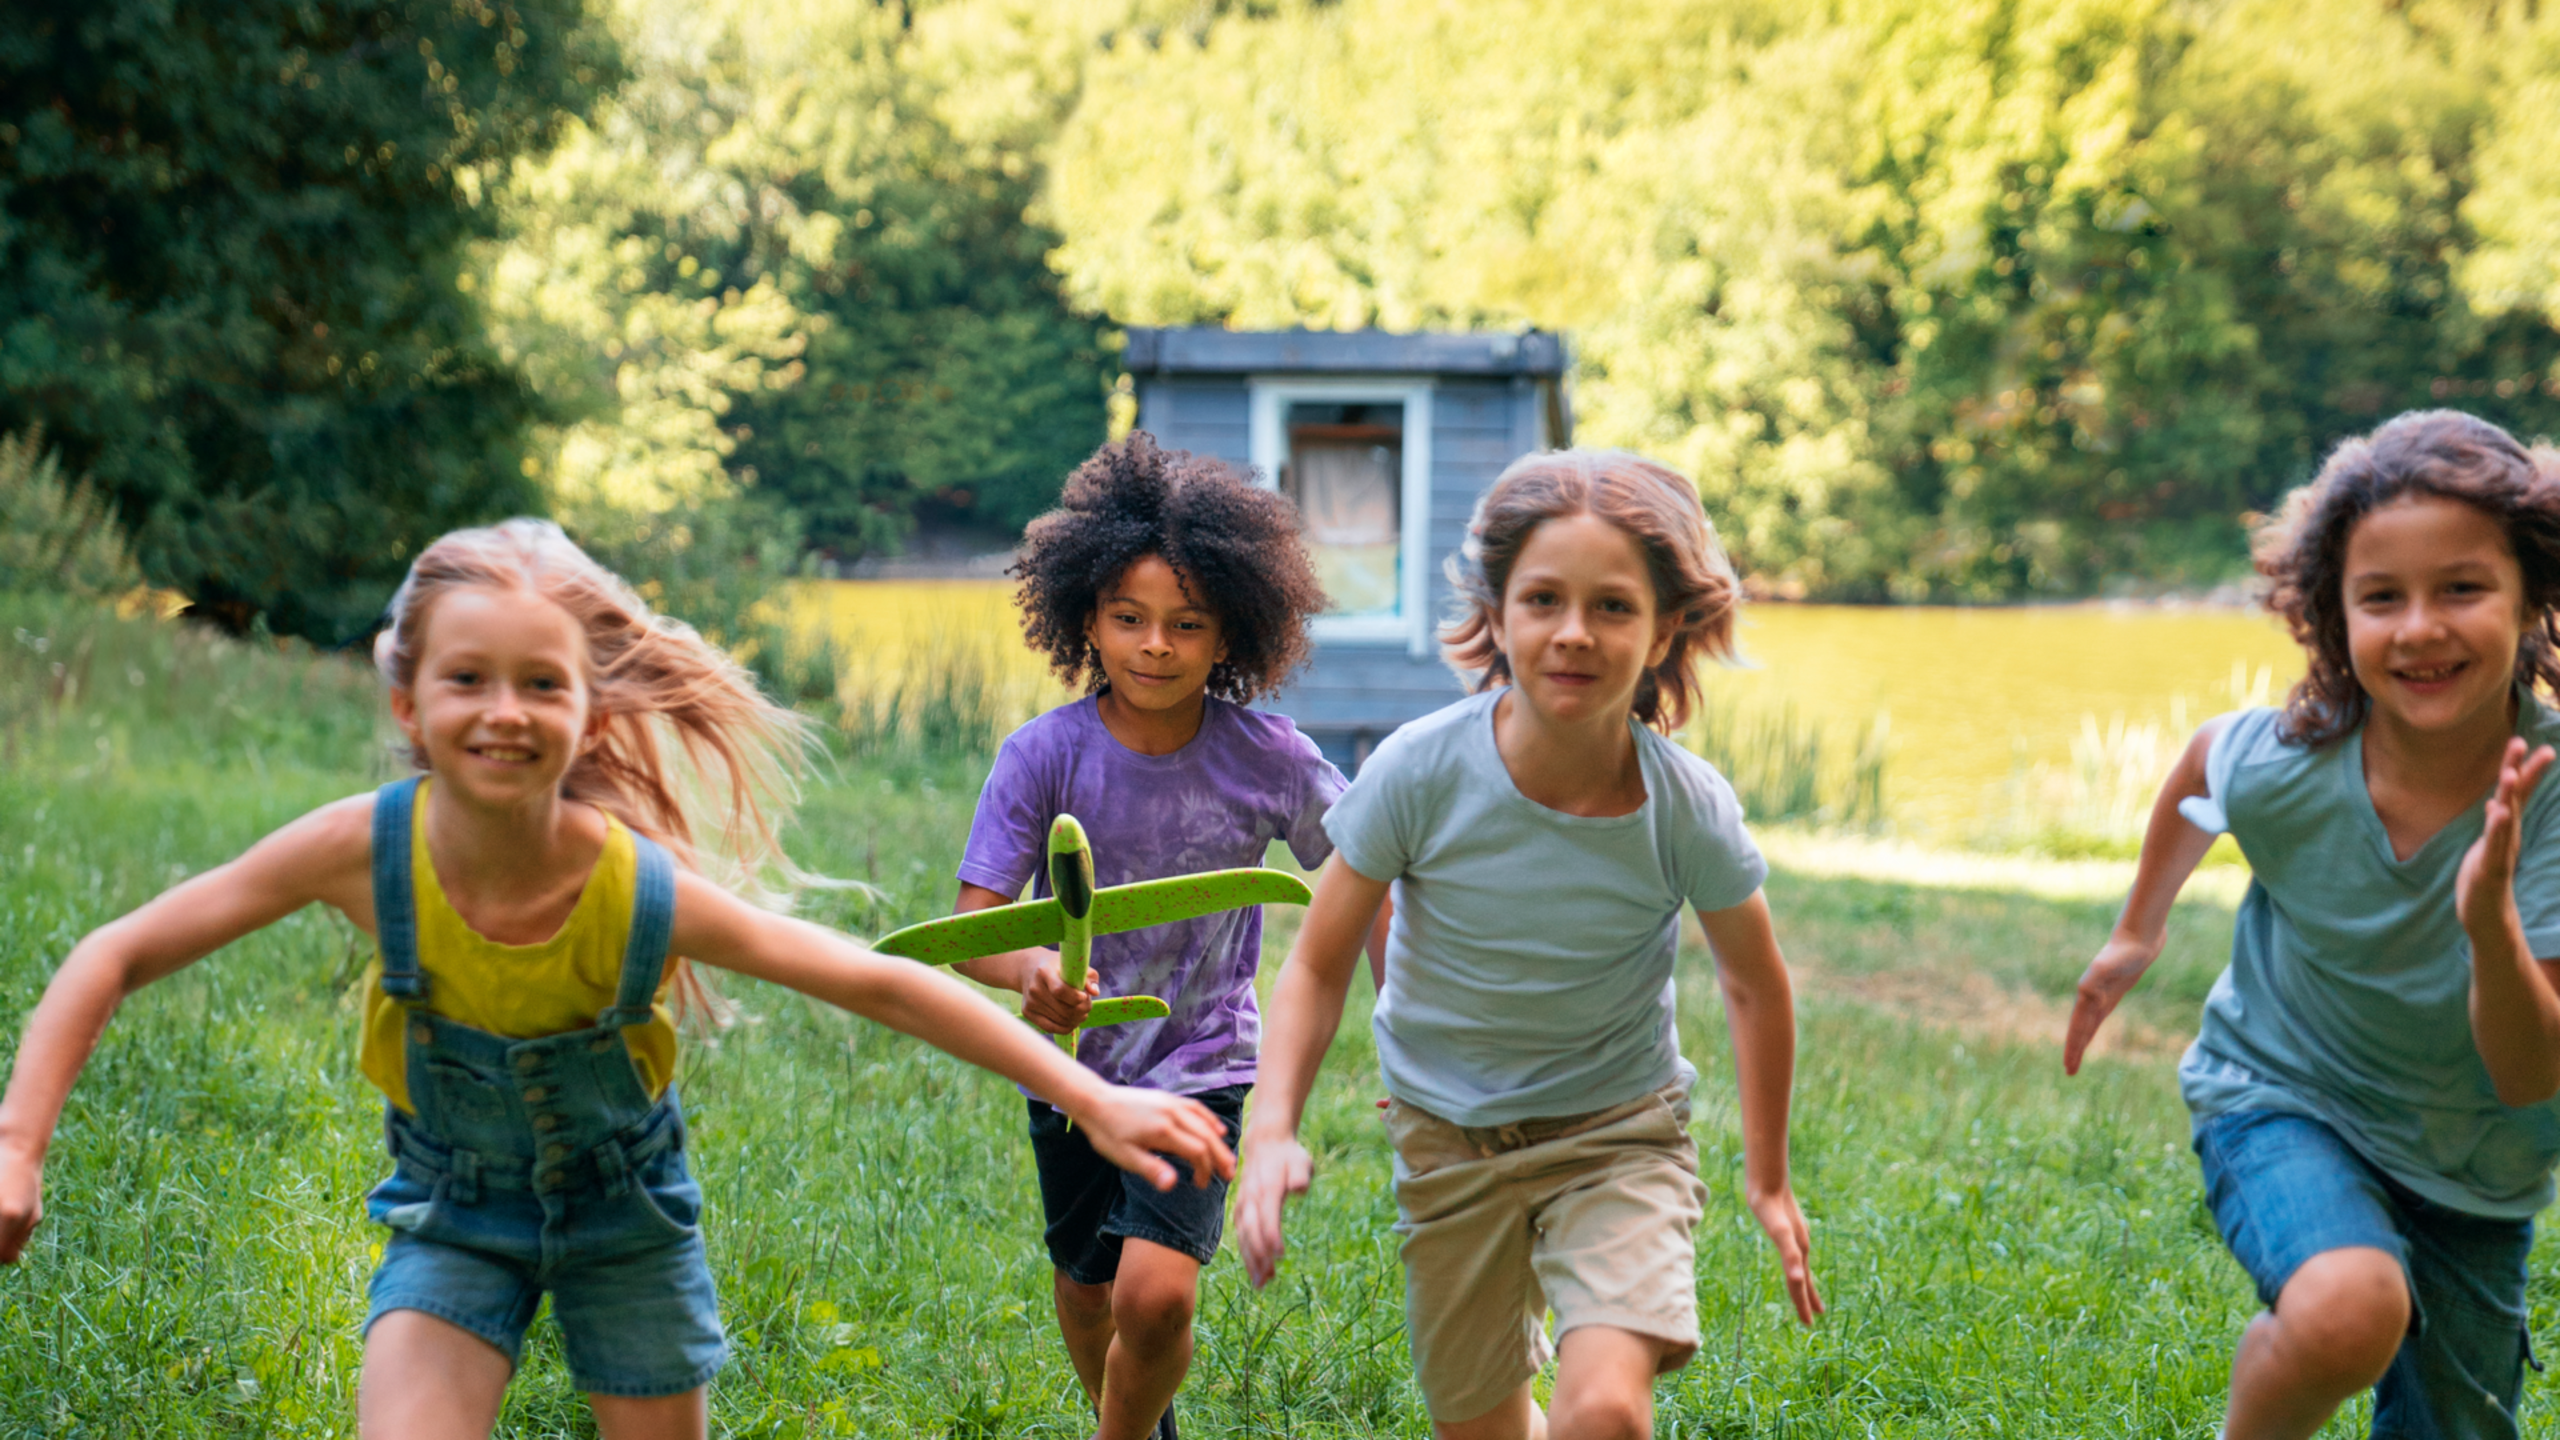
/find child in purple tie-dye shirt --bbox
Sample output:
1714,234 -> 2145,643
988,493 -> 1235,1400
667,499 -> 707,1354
951,433 -> 1352,1440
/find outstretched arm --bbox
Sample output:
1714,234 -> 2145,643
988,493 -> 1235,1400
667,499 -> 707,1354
674,875 -> 1231,1191
1234,853 -> 1388,1288
1698,892 -> 1822,1325
2459,738 -> 2560,1106
0,795 -> 374,1263
2063,716 -> 2229,1075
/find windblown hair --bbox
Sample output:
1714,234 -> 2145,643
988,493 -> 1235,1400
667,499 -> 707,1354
1441,448 -> 1739,733
1013,431 -> 1326,700
375,519 -> 819,1013
2255,409 -> 2560,748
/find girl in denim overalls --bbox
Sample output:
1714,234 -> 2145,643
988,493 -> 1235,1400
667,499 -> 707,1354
0,519 -> 1234,1439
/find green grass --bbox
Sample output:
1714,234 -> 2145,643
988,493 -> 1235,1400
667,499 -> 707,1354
4,596 -> 2554,1436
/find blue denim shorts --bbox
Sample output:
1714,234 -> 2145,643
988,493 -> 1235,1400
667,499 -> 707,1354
362,1124 -> 727,1398
1029,1083 -> 1247,1285
2195,1109 -> 2537,1440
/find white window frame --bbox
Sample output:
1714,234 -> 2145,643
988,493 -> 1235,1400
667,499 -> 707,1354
1249,376 -> 1434,649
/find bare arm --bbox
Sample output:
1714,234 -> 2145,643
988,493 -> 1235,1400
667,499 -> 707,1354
2459,739 -> 2560,1105
674,875 -> 1231,1190
0,795 -> 375,1262
2063,716 -> 2229,1074
1235,852 -> 1389,1287
947,882 -> 1093,1034
1698,891 -> 1822,1325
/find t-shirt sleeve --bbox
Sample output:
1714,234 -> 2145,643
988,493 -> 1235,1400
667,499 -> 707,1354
1280,730 -> 1350,872
2176,708 -> 2267,837
2516,760 -> 2560,962
1321,737 -> 1416,884
1666,752 -> 1768,914
956,733 -> 1051,898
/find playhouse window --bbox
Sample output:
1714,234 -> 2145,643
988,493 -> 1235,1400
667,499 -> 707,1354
1281,401 -> 1404,619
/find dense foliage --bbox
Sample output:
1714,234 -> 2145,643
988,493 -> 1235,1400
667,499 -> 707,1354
484,0 -> 1118,557
1043,0 -> 2560,598
0,0 -> 615,640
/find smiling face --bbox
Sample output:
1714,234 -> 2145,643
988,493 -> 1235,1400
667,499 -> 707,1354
2342,493 -> 2526,739
1488,512 -> 1676,728
1084,553 -> 1228,719
389,584 -> 601,809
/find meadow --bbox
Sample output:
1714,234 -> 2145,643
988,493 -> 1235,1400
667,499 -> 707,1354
2,593 -> 2549,1438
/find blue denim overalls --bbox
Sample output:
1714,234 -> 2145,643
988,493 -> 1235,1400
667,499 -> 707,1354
361,775 -> 726,1395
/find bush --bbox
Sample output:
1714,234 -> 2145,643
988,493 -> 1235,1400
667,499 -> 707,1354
0,428 -> 138,598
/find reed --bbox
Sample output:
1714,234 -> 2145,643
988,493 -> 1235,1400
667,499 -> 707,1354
1685,696 -> 1891,832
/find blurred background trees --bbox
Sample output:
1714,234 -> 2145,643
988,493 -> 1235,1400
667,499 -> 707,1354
8,0 -> 2560,635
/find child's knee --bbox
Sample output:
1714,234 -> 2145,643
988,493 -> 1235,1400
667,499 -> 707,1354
1108,1267 -> 1198,1343
2275,1247 -> 2410,1385
1547,1385 -> 1649,1440
1053,1270 -> 1113,1325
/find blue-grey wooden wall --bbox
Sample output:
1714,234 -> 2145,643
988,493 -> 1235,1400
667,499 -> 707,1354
1136,373 -> 1549,770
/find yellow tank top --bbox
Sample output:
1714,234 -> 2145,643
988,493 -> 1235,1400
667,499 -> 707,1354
359,782 -> 680,1114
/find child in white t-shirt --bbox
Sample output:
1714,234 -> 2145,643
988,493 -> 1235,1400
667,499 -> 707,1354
1235,449 -> 1822,1440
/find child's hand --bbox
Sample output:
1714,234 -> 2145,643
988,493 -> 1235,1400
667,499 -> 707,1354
1019,957 -> 1100,1035
1067,1085 -> 1235,1194
2063,934 -> 2161,1075
1748,1182 -> 1823,1325
2459,739 -> 2556,939
0,1143 -> 41,1264
1234,1127 -> 1312,1289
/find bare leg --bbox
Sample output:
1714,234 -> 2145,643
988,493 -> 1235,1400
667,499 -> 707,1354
1094,1238 -> 1203,1440
1431,1382 -> 1545,1440
1055,1268 -> 1117,1412
358,1309 -> 512,1440
1544,1327 -> 1669,1440
2223,1246 -> 2409,1440
589,1388 -> 707,1440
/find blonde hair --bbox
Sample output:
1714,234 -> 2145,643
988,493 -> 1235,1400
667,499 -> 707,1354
375,518 -> 818,1014
1441,449 -> 1740,733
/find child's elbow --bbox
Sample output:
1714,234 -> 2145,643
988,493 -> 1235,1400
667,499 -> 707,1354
2492,1069 -> 2560,1108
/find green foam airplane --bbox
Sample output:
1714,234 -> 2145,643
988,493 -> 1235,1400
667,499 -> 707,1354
872,814 -> 1313,1056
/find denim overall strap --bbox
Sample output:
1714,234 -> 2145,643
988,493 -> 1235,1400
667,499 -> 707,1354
598,831 -> 675,1031
371,776 -> 428,1003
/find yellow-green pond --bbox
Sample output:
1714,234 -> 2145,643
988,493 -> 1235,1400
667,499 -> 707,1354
795,581 -> 2304,841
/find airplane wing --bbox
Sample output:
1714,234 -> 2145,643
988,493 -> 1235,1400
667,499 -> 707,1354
1089,868 -> 1313,934
870,900 -> 1063,965
1085,995 -> 1173,1027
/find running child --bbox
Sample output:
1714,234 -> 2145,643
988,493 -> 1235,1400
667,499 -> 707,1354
0,519 -> 1232,1440
946,433 -> 1353,1440
1236,448 -> 1823,1440
2065,409 -> 2560,1440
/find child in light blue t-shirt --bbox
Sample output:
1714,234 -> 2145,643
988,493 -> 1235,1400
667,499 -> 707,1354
1235,449 -> 1822,1440
2068,410 -> 2560,1440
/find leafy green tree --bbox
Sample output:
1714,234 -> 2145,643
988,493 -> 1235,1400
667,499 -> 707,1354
1042,0 -> 2560,598
485,0 -> 1118,560
0,0 -> 616,640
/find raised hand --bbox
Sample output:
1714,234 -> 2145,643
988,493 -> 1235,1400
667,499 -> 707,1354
2459,738 -> 2556,937
2064,934 -> 2162,1075
1068,1086 -> 1235,1193
1233,1128 -> 1313,1289
1748,1182 -> 1824,1325
1019,957 -> 1099,1035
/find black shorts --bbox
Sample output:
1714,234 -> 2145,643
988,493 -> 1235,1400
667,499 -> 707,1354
1028,1084 -> 1248,1285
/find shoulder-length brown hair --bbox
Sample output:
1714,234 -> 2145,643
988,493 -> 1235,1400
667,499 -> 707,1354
1440,448 -> 1739,732
2255,409 -> 2560,748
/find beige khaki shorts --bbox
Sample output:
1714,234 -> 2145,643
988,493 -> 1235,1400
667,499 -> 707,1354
1385,1081 -> 1707,1424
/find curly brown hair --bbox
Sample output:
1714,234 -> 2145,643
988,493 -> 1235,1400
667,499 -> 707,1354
1440,448 -> 1740,733
2255,409 -> 2560,748
1012,431 -> 1327,701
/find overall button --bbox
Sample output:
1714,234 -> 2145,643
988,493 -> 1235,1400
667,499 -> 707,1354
513,1052 -> 543,1073
588,1037 -> 616,1054
533,1114 -> 561,1133
542,1169 -> 566,1188
542,1143 -> 570,1163
409,1023 -> 432,1046
521,1086 -> 550,1104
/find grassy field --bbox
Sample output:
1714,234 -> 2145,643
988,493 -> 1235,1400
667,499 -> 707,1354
0,597 -> 2544,1436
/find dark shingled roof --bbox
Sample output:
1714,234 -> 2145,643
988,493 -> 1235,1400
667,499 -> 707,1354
1123,327 -> 1567,378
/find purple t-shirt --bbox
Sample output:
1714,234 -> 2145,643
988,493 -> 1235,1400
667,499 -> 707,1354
957,696 -> 1347,1095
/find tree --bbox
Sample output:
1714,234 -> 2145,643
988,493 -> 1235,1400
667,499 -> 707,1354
0,1 -> 616,640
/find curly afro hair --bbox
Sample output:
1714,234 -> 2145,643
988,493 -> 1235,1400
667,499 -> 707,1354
1013,431 -> 1327,702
